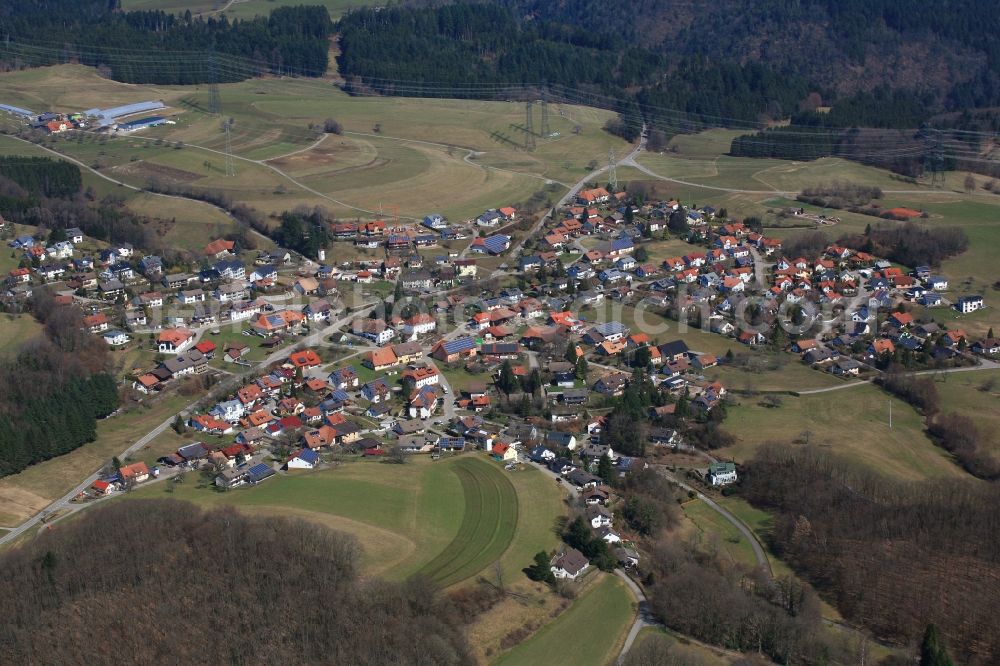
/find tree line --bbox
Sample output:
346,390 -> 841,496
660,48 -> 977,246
0,499 -> 473,664
0,291 -> 118,477
0,157 -> 81,199
839,222 -> 968,268
741,443 -> 1000,660
337,4 -> 813,133
274,206 -> 333,260
0,2 -> 332,83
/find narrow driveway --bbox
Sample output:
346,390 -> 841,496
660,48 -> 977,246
655,466 -> 770,573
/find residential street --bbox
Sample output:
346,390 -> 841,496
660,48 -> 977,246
507,129 -> 646,260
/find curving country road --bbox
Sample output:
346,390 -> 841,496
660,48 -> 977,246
508,128 -> 647,260
619,152 -> 995,198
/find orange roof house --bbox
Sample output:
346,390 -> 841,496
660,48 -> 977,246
288,349 -> 322,369
578,187 -> 611,204
889,312 -> 914,327
365,346 -> 399,370
191,414 -> 232,433
884,207 -> 922,219
204,238 -> 235,257
306,378 -> 330,392
245,409 -> 275,427
599,339 -> 628,356
118,462 -> 150,482
871,339 -> 895,355
238,384 -> 265,405
157,327 -> 194,351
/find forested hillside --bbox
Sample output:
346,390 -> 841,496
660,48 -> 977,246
742,444 -> 1000,661
338,1 -> 1000,142
506,0 -> 1000,109
337,4 -> 812,139
0,1 -> 332,82
0,500 -> 473,665
0,291 -> 119,477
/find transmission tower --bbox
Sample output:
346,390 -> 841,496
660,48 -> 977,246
540,99 -> 550,138
608,148 -> 618,191
208,51 -> 221,115
921,126 -> 946,188
524,100 -> 536,151
223,118 -> 236,177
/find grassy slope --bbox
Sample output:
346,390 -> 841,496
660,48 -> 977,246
413,456 -> 517,587
681,498 -> 760,569
631,627 -> 736,665
125,454 -> 564,585
127,457 -> 465,577
718,384 -> 963,481
934,369 -> 1000,455
702,360 -> 844,392
0,65 -> 627,223
0,314 -> 43,358
493,573 -> 635,666
0,394 -> 191,526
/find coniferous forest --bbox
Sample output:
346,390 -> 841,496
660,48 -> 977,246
336,1 -> 1000,171
0,1 -> 332,82
0,292 -> 119,477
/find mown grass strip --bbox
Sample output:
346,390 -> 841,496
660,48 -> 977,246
415,457 -> 518,587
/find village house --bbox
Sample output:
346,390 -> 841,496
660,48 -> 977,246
706,461 -> 738,486
157,327 -> 195,354
351,318 -> 395,345
551,547 -> 590,580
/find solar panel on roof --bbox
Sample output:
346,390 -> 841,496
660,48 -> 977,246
443,337 -> 475,353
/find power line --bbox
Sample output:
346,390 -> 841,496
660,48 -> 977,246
608,148 -> 617,191
208,50 -> 221,115
524,100 -> 535,151
223,117 -> 235,177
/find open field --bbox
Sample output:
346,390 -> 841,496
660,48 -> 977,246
413,457 -> 517,587
718,384 -> 963,481
0,314 -> 42,357
0,393 -> 191,526
121,0 -> 373,20
702,358 -> 844,392
934,369 -> 1000,455
682,498 -> 760,569
493,572 -> 635,666
126,454 -> 563,585
0,65 -> 629,223
124,192 -> 239,250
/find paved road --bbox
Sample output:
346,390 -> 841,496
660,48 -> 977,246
0,301 -> 381,547
655,466 -> 771,574
523,459 -> 579,497
619,153 -> 995,198
615,569 -> 659,664
0,397 -> 197,546
508,129 -> 646,260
